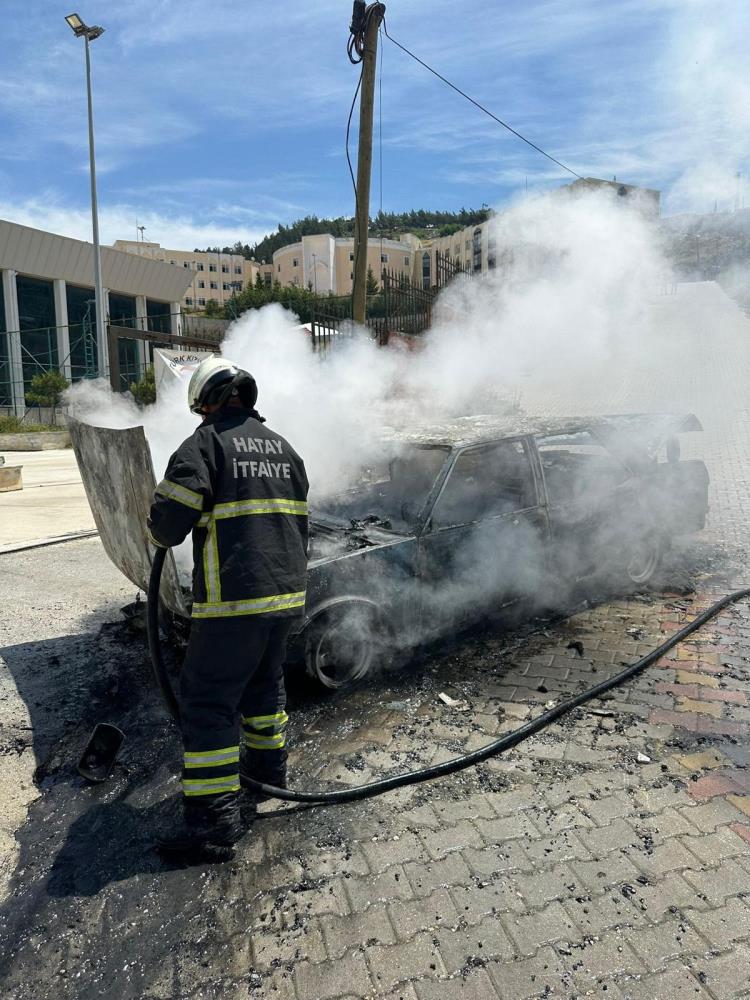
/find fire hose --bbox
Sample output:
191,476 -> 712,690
147,546 -> 750,805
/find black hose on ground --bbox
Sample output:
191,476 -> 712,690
148,547 -> 750,805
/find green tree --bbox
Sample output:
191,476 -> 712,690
26,370 -> 69,424
130,365 -> 156,406
204,298 -> 222,317
366,266 -> 380,295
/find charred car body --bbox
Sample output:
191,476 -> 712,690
301,413 -> 709,688
69,413 -> 709,691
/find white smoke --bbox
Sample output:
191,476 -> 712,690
68,187 -> 672,496
662,0 -> 750,214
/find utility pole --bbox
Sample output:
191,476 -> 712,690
351,3 -> 385,325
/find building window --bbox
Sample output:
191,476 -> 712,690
263,273 -> 272,287
234,266 -> 242,275
183,261 -> 191,268
473,227 -> 483,273
222,283 -> 231,291
221,265 -> 229,273
169,260 -> 176,265
198,280 -> 205,289
185,297 -> 193,306
422,251 -> 431,289
487,234 -> 497,270
404,255 -> 410,266
348,252 -> 354,262
209,264 -> 217,272
292,259 -> 299,267
197,263 -> 204,271
381,253 -> 389,263
210,281 -> 218,290
277,264 -> 281,273
350,271 -> 354,280
198,297 -> 206,306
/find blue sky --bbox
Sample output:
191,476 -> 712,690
1,0 -> 748,250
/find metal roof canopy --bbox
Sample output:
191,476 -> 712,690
0,218 -> 191,301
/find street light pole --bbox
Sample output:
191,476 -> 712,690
66,14 -> 107,378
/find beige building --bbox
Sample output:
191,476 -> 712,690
416,177 -> 661,288
271,233 -> 416,295
111,177 -> 661,313
112,240 -> 259,310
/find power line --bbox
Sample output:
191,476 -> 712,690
381,19 -> 583,180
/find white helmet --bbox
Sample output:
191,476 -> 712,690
187,356 -> 257,414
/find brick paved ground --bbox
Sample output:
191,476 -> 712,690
2,282 -> 750,999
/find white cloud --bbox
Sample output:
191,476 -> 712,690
0,197 -> 270,250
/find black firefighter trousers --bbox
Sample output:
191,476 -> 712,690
179,617 -> 293,803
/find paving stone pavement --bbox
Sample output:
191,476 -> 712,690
2,281 -> 750,999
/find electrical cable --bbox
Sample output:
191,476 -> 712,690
147,545 -> 750,806
348,2 -> 386,64
381,18 -> 583,181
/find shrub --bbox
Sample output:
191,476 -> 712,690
130,365 -> 156,406
25,370 -> 70,425
0,416 -> 59,433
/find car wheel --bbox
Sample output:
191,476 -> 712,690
304,604 -> 384,691
625,532 -> 662,585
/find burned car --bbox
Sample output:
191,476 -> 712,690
69,413 -> 708,692
300,413 -> 709,688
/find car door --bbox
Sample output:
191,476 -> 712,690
417,438 -> 549,629
535,429 -> 641,580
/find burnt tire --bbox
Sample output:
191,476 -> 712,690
304,604 -> 386,692
625,531 -> 663,586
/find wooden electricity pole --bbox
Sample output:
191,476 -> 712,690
351,5 -> 384,325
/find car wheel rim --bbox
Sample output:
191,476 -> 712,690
312,622 -> 374,690
627,538 -> 660,584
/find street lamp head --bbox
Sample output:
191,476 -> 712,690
65,13 -> 105,40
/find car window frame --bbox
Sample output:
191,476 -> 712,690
423,436 -> 543,534
535,426 -> 635,510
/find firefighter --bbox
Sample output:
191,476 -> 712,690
147,356 -> 308,854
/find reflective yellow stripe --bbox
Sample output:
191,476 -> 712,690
197,514 -> 210,528
203,514 -> 221,604
192,591 -> 306,619
184,747 -> 239,768
183,776 -> 240,797
213,498 -> 308,518
244,732 -> 286,749
242,711 -> 289,729
146,527 -> 167,549
155,478 -> 204,512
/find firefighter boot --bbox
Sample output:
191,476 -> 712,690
156,792 -> 243,856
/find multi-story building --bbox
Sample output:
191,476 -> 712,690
0,219 -> 191,413
112,240 -> 259,311
270,233 -> 416,295
110,177 -> 660,315
416,178 -> 661,288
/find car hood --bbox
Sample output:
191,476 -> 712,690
308,514 -> 410,566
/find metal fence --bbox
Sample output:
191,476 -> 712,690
435,250 -> 471,288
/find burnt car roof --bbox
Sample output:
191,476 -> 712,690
381,413 -> 703,449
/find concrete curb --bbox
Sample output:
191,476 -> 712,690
0,431 -> 71,451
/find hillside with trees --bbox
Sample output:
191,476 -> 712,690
198,207 -> 491,263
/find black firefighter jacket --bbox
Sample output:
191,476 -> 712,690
147,408 -> 309,620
